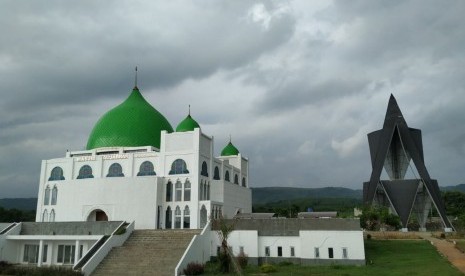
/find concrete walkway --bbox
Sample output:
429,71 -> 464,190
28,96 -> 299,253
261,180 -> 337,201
418,232 -> 465,275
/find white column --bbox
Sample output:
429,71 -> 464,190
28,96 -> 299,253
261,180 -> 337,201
74,240 -> 80,265
37,240 -> 43,267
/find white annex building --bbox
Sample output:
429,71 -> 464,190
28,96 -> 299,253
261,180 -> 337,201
35,85 -> 252,230
0,83 -> 365,275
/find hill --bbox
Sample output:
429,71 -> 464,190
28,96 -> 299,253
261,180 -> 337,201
252,187 -> 362,205
0,198 -> 37,211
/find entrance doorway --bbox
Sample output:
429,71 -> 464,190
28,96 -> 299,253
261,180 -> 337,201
87,209 -> 109,221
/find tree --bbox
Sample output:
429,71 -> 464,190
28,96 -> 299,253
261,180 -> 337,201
213,216 -> 242,275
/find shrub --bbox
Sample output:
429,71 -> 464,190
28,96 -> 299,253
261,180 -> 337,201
183,262 -> 205,276
367,233 -> 372,240
278,261 -> 293,266
236,252 -> 248,269
440,233 -> 446,239
260,263 -> 277,273
217,251 -> 231,273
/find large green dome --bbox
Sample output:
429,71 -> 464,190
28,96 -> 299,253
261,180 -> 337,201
221,141 -> 240,156
176,114 -> 200,132
86,87 -> 173,150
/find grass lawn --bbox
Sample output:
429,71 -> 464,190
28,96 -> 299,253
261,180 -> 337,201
204,240 -> 463,275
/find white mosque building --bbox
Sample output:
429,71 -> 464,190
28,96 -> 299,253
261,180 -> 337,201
35,85 -> 252,230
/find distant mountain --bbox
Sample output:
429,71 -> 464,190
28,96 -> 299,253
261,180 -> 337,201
0,198 -> 37,211
441,184 -> 465,193
252,187 -> 362,205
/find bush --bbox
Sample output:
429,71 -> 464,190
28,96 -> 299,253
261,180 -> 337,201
260,263 -> 277,273
217,251 -> 231,273
183,262 -> 205,276
236,252 -> 248,269
440,233 -> 446,239
278,261 -> 293,266
367,233 -> 372,240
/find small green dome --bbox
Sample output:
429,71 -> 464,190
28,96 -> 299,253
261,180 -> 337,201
86,87 -> 173,150
176,114 -> 200,132
221,141 -> 240,156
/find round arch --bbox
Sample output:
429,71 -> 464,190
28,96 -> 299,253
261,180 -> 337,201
86,208 -> 109,222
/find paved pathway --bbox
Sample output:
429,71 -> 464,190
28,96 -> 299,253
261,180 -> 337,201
417,232 -> 465,275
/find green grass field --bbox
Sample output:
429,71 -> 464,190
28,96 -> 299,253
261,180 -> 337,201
205,240 -> 463,275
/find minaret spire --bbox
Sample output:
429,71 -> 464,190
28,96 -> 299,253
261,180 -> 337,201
134,66 -> 138,89
188,104 -> 191,116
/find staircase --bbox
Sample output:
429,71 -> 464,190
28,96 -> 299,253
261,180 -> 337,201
92,229 -> 201,276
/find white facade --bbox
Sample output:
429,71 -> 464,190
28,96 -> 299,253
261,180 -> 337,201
35,128 -> 252,229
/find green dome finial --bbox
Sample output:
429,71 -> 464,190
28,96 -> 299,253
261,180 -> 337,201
86,87 -> 173,149
221,137 -> 240,156
176,105 -> 201,132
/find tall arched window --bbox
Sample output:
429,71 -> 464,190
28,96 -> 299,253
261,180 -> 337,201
175,206 -> 181,229
49,167 -> 65,181
77,165 -> 94,179
165,207 -> 172,229
213,166 -> 220,180
107,163 -> 124,177
184,180 -> 191,201
175,181 -> 182,201
183,206 -> 190,229
51,186 -> 58,205
42,210 -> 48,222
137,161 -> 156,176
200,205 -> 207,228
169,159 -> 189,175
49,209 -> 55,222
242,177 -> 246,187
234,174 -> 239,184
44,186 -> 50,205
225,171 -> 230,182
201,161 -> 208,177
166,182 -> 173,202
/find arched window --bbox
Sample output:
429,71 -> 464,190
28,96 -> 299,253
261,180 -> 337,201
225,171 -> 230,182
49,209 -> 55,222
184,180 -> 191,201
206,182 -> 210,200
107,163 -> 124,177
44,186 -> 50,205
42,210 -> 48,222
213,166 -> 220,180
165,207 -> 172,229
49,167 -> 65,181
234,174 -> 239,184
169,159 -> 189,175
77,165 -> 94,179
242,177 -> 246,187
201,161 -> 208,177
137,161 -> 156,176
175,206 -> 181,229
183,206 -> 190,229
200,205 -> 207,228
51,186 -> 58,205
166,182 -> 173,202
175,181 -> 182,201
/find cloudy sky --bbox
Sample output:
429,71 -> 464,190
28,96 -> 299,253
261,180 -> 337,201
1,0 -> 465,198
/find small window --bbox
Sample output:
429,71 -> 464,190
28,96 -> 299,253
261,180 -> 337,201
315,247 -> 320,258
42,244 -> 48,263
49,167 -> 65,181
225,171 -> 230,182
183,206 -> 190,229
137,161 -> 156,176
166,181 -> 173,202
234,174 -> 239,184
242,177 -> 246,187
265,246 -> 270,257
206,182 -> 210,200
342,248 -> 348,259
77,165 -> 94,179
328,248 -> 334,259
44,186 -> 50,205
217,246 -> 221,256
42,210 -> 48,222
277,246 -> 282,257
175,206 -> 181,229
57,245 -> 75,264
107,163 -> 124,177
290,247 -> 295,257
169,159 -> 189,175
165,206 -> 172,229
199,181 -> 204,200
175,181 -> 182,201
240,246 -> 244,255
201,161 -> 208,177
51,186 -> 58,205
184,180 -> 191,201
213,166 -> 220,180
49,209 -> 55,222
23,244 -> 39,263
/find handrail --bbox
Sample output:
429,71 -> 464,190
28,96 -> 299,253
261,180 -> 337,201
0,223 -> 17,235
73,235 -> 108,271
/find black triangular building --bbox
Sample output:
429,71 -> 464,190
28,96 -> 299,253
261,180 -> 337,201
363,95 -> 453,231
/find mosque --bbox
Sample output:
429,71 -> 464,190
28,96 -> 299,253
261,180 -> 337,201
35,84 -> 252,230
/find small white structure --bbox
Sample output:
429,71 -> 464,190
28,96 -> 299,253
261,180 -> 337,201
210,218 -> 365,265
